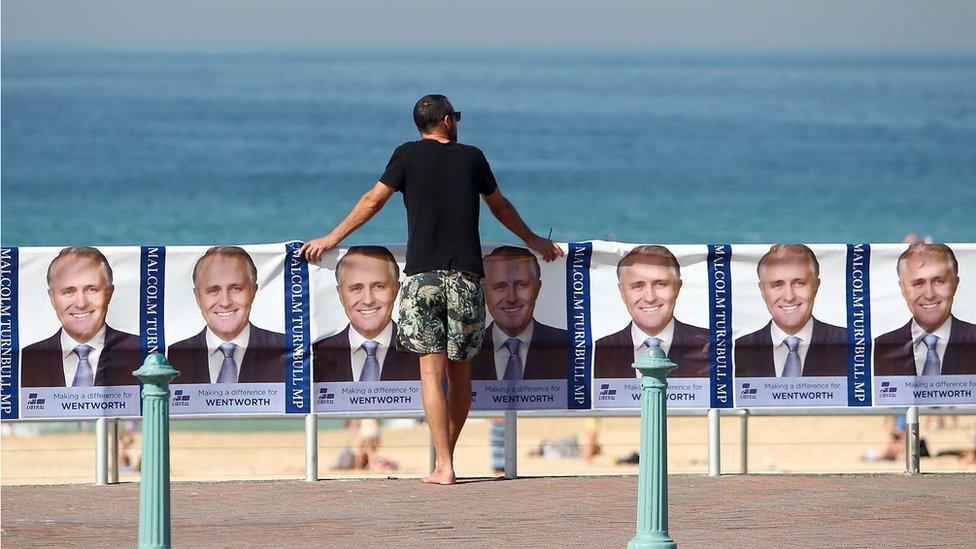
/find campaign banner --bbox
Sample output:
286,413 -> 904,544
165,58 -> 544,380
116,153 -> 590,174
313,381 -> 422,413
472,380 -> 568,411
874,375 -> 976,406
4,241 -> 976,418
169,382 -> 285,415
869,243 -> 976,405
589,242 -> 714,410
20,386 -> 141,418
730,244 -> 852,408
595,378 -> 709,409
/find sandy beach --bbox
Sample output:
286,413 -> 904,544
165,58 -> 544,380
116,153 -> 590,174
3,414 -> 974,485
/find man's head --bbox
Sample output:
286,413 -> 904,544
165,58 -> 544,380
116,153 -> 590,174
46,247 -> 115,343
896,243 -> 959,333
335,246 -> 401,340
192,246 -> 258,341
414,94 -> 459,141
483,246 -> 542,338
616,245 -> 682,337
756,244 -> 821,335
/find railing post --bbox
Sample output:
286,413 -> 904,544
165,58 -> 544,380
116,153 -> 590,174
109,418 -> 120,484
504,410 -> 518,479
708,408 -> 721,476
95,417 -> 109,485
305,413 -> 318,482
906,406 -> 920,475
739,409 -> 749,474
133,353 -> 179,549
628,346 -> 677,549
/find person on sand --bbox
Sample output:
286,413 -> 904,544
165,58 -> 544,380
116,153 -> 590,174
302,94 -> 562,484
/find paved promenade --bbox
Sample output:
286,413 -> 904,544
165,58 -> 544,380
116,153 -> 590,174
2,474 -> 974,547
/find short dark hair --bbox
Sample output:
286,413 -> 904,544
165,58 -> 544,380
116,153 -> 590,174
616,245 -> 680,280
897,243 -> 958,277
484,246 -> 541,280
193,246 -> 258,286
413,94 -> 454,132
336,246 -> 400,284
47,246 -> 114,286
757,244 -> 820,278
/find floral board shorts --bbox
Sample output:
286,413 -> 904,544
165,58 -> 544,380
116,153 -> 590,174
397,270 -> 486,362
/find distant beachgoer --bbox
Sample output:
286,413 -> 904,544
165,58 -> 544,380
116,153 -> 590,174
864,416 -> 906,462
302,95 -> 562,484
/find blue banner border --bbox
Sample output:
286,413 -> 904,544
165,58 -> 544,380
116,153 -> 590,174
566,242 -> 592,410
284,242 -> 311,414
707,244 -> 733,408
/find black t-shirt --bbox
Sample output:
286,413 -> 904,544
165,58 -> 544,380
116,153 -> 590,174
380,139 -> 498,276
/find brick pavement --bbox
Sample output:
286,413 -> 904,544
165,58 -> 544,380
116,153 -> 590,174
2,474 -> 974,547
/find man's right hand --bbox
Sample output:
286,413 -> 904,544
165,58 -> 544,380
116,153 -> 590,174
528,236 -> 565,262
299,234 -> 340,263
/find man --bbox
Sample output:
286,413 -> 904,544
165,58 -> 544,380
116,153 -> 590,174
22,247 -> 141,387
167,246 -> 285,383
471,246 -> 567,381
735,244 -> 848,377
595,245 -> 709,378
875,243 -> 976,375
313,246 -> 419,382
301,95 -> 562,484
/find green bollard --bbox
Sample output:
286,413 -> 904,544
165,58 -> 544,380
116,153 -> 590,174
628,346 -> 677,549
133,353 -> 180,549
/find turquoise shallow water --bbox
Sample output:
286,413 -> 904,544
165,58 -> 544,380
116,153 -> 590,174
3,50 -> 976,247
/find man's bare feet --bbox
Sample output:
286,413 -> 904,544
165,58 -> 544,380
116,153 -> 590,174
421,468 -> 456,485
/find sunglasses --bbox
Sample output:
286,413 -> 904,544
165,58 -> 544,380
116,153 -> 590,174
448,111 -> 461,121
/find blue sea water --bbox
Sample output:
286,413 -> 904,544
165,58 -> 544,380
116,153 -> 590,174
3,50 -> 976,247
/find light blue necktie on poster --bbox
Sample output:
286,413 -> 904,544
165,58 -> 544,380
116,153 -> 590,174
782,336 -> 802,377
217,342 -> 238,383
643,337 -> 662,352
503,338 -> 523,381
921,334 -> 941,376
360,340 -> 380,381
72,344 -> 94,387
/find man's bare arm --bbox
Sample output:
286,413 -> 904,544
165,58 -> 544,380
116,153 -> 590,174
300,182 -> 395,262
483,188 -> 564,262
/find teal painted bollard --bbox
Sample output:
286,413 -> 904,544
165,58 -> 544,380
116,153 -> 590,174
133,353 -> 180,549
628,346 -> 677,549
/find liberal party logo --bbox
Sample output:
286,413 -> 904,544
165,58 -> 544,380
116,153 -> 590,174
26,393 -> 46,411
739,383 -> 758,400
878,381 -> 897,398
597,383 -> 617,401
171,389 -> 191,407
316,387 -> 335,406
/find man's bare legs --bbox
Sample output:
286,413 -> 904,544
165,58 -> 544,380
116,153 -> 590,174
446,359 -> 472,453
419,353 -> 472,485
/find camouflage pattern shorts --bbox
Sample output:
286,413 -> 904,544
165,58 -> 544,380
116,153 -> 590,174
397,270 -> 486,362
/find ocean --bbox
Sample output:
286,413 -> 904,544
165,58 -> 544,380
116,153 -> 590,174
2,50 -> 976,247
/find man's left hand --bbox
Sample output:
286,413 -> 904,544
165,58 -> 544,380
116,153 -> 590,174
529,236 -> 565,262
299,234 -> 339,263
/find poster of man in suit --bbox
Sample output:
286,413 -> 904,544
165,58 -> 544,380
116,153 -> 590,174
874,243 -> 976,376
471,246 -> 567,381
166,246 -> 285,384
312,246 -> 419,382
734,244 -> 848,378
594,245 -> 709,379
21,246 -> 141,388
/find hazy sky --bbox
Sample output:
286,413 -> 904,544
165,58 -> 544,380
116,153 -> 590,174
4,0 -> 976,54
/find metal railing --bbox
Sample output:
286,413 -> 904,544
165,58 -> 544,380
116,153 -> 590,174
15,404 -> 956,485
